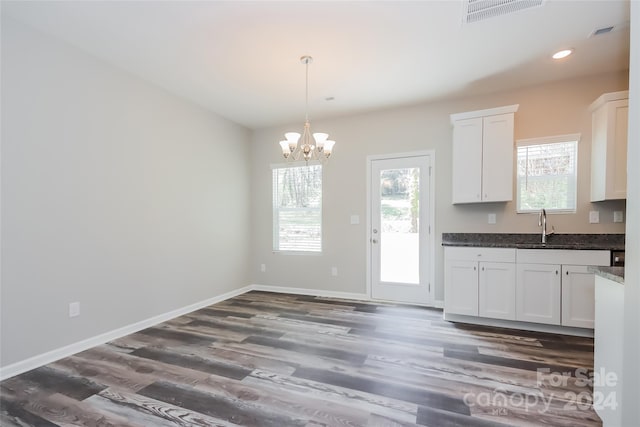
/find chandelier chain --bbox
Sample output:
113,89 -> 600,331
305,59 -> 309,123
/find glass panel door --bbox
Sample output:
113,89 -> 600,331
371,155 -> 431,304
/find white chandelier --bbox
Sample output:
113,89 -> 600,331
279,56 -> 335,162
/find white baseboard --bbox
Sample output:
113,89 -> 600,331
250,284 -> 369,301
0,283 -> 441,380
0,285 -> 252,381
251,284 -> 445,309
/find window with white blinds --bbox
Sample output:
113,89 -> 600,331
272,164 -> 322,252
516,134 -> 579,213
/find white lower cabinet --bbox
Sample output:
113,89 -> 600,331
445,247 -> 609,330
516,263 -> 561,325
444,260 -> 479,316
561,265 -> 596,328
444,247 -> 516,318
479,262 -> 516,320
516,263 -> 596,327
516,250 -> 609,328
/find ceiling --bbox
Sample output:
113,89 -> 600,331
2,0 -> 631,129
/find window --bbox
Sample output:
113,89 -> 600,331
516,134 -> 579,213
272,164 -> 322,252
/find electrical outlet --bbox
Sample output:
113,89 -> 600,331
613,211 -> 624,223
488,213 -> 496,224
69,302 -> 80,318
331,267 -> 338,276
260,264 -> 266,272
589,211 -> 600,224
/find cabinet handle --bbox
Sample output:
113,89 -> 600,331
474,266 -> 477,271
556,270 -> 559,275
482,267 -> 485,271
566,270 -> 569,275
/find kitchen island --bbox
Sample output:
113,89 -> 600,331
591,266 -> 624,427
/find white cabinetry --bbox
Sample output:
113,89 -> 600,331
594,275 -> 624,426
444,260 -> 479,316
516,250 -> 610,327
444,247 -> 516,318
590,91 -> 628,201
479,262 -> 517,320
516,263 -> 561,325
445,247 -> 610,331
562,265 -> 596,328
450,105 -> 518,204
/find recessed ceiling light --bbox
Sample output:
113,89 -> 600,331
552,49 -> 573,59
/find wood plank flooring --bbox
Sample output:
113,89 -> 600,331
0,291 -> 602,426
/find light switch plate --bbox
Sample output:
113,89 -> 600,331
69,302 -> 80,318
589,211 -> 600,224
350,215 -> 360,225
488,213 -> 496,224
613,211 -> 624,223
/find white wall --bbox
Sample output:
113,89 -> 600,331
622,1 -> 639,424
0,18 -> 251,367
250,71 -> 628,301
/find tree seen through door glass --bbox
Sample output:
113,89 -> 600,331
379,168 -> 419,284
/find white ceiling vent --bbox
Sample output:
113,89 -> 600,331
591,26 -> 615,36
588,22 -> 630,38
463,0 -> 545,24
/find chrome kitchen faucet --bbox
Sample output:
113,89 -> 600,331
538,208 -> 555,244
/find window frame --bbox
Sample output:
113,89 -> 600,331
271,161 -> 323,254
515,133 -> 580,214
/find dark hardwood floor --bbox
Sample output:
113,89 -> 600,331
1,291 -> 601,426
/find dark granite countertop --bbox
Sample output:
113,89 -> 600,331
589,266 -> 625,284
442,233 -> 625,251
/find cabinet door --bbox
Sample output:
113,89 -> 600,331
609,100 -> 628,199
561,265 -> 595,328
444,260 -> 478,316
452,118 -> 482,203
516,263 -> 561,325
482,113 -> 514,202
591,97 -> 628,201
479,262 -> 516,320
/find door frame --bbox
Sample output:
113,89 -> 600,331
366,150 -> 436,305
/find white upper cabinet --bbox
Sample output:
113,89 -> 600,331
590,91 -> 628,201
450,105 -> 518,204
451,117 -> 483,203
